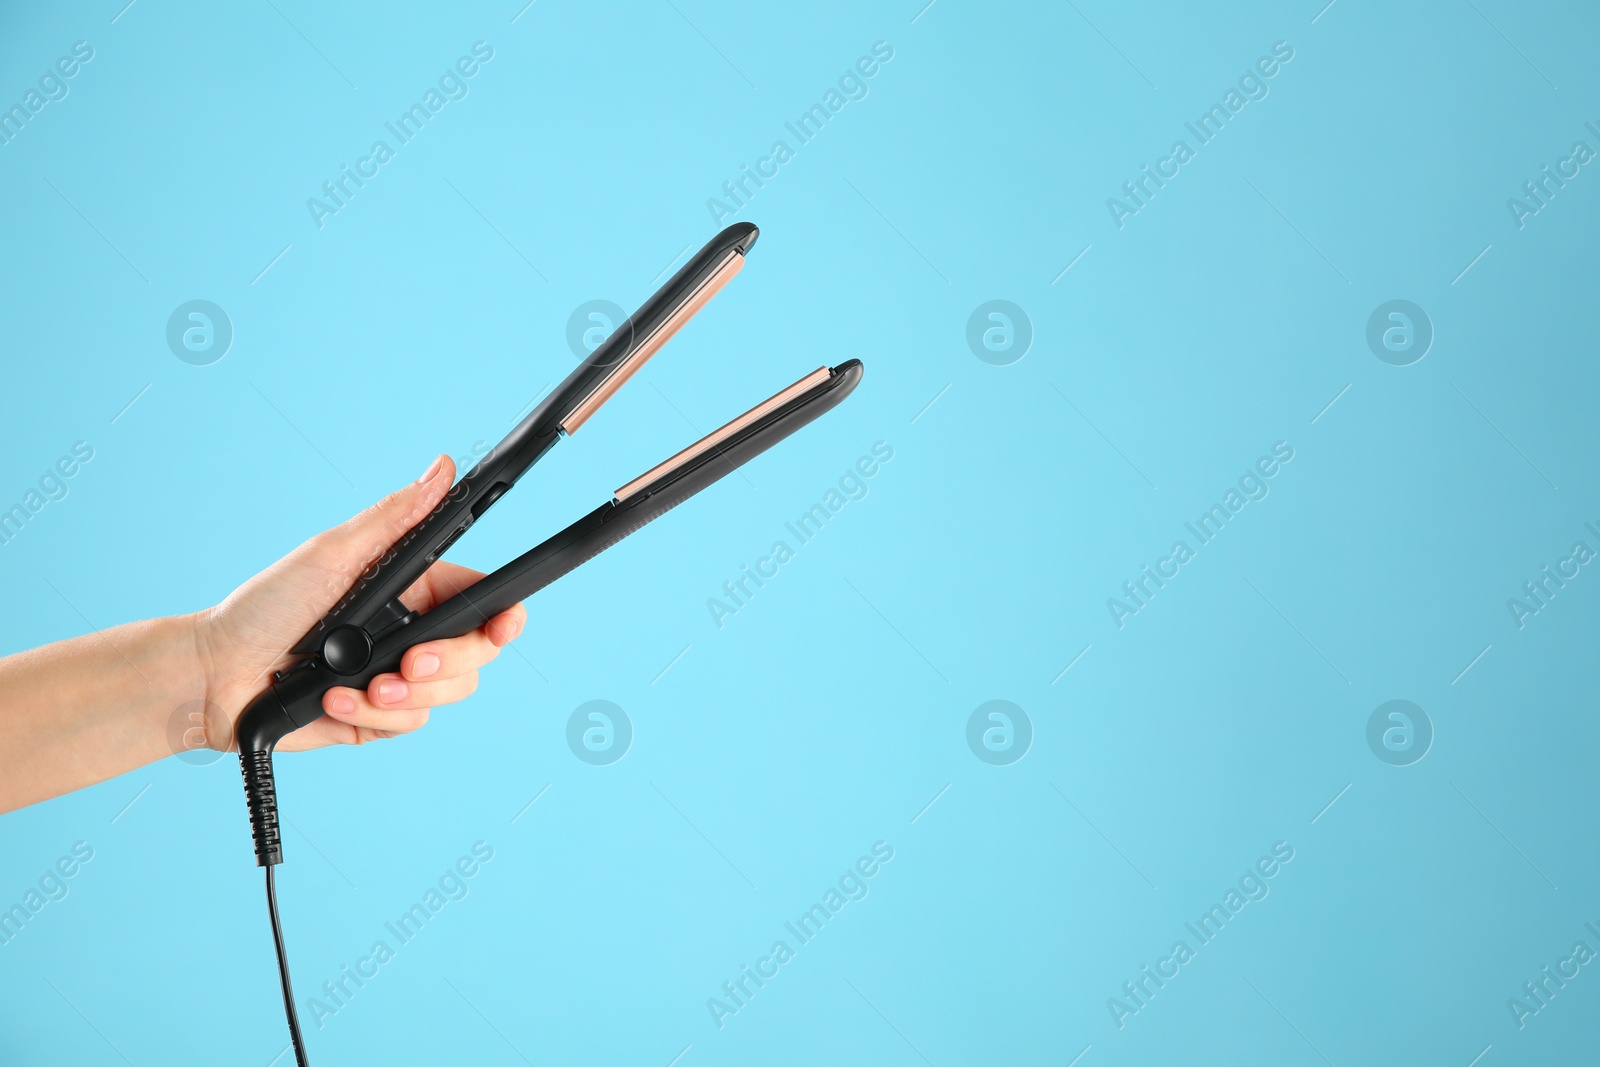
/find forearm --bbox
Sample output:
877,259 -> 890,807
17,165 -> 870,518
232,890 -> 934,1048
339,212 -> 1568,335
0,614 -> 204,813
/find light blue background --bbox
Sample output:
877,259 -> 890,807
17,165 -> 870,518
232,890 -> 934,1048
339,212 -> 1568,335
2,1 -> 1598,1063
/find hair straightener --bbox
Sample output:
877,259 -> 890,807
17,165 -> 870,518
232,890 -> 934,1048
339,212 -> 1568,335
233,222 -> 862,1065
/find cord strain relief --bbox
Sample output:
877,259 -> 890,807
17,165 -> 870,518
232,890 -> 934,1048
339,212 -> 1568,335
241,749 -> 284,867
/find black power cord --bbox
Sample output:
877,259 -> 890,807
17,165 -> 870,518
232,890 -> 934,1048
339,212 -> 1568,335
265,865 -> 311,1066
242,743 -> 309,1065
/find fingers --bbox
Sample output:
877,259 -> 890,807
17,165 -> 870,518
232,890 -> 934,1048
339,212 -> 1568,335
316,604 -> 523,737
278,713 -> 428,751
399,570 -> 524,647
386,671 -> 479,709
318,601 -> 524,735
399,560 -> 486,615
315,706 -> 431,747
390,605 -> 520,681
321,684 -> 434,737
484,604 -> 526,648
325,454 -> 456,565
400,568 -> 525,646
321,669 -> 478,727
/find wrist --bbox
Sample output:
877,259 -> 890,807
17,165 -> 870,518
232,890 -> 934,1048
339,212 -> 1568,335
167,608 -> 232,755
63,612 -> 213,772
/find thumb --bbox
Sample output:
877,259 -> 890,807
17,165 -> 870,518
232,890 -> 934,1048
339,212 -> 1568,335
322,454 -> 456,569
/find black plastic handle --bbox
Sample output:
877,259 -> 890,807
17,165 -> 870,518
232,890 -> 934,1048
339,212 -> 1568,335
288,222 -> 760,656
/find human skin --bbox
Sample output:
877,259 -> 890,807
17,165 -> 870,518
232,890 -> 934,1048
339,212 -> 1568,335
0,454 -> 525,814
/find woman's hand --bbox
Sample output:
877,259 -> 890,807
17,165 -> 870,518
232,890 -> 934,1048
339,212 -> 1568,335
193,454 -> 526,751
0,454 -> 525,813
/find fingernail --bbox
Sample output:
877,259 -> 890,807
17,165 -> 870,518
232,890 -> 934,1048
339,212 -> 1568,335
416,455 -> 444,484
376,679 -> 408,705
329,693 -> 356,715
412,652 -> 441,679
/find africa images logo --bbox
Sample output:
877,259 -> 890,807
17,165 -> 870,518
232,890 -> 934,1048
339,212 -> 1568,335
566,701 -> 632,766
966,701 -> 1032,766
166,300 -> 233,366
